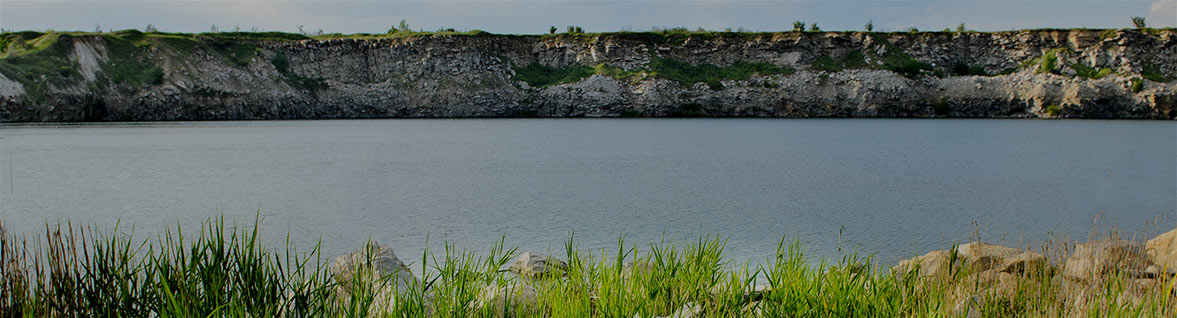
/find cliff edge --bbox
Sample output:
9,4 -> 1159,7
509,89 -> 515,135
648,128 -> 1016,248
0,29 -> 1174,121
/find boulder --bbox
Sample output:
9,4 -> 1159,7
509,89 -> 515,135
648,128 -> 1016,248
330,242 -> 419,312
508,251 -> 567,277
893,250 -> 954,278
476,282 -> 538,314
1147,227 -> 1177,272
892,243 -> 1047,278
1063,240 -> 1155,281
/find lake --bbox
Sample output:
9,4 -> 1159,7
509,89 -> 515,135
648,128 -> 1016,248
0,119 -> 1174,266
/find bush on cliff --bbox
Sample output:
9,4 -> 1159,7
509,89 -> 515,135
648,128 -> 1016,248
512,62 -> 595,87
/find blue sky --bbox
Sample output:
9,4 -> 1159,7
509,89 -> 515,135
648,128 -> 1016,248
2,0 -> 1174,34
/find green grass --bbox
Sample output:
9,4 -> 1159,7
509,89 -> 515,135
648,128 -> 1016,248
0,31 -> 80,102
810,51 -> 868,73
1131,78 -> 1145,93
1141,63 -> 1170,83
100,34 -> 165,87
3,217 -> 1175,317
1072,64 -> 1115,79
1045,103 -> 1062,117
952,62 -> 990,76
512,62 -> 595,87
1026,48 -> 1066,75
271,52 -> 328,91
647,58 -> 793,90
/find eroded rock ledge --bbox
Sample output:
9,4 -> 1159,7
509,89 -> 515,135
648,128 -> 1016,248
1,29 -> 1174,122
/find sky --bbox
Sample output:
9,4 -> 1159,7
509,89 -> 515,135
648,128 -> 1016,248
1,0 -> 1175,34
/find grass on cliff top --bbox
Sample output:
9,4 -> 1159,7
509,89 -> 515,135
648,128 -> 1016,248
3,216 -> 1176,317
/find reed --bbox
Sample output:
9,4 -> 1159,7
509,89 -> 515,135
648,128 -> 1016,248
1,217 -> 1174,317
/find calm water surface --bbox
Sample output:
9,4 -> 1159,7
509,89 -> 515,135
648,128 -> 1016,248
0,119 -> 1174,265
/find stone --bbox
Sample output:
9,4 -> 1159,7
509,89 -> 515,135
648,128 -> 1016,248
892,243 -> 1047,278
1063,240 -> 1155,281
952,295 -> 981,318
330,242 -> 419,313
1147,227 -> 1177,272
508,251 -> 567,277
476,282 -> 538,314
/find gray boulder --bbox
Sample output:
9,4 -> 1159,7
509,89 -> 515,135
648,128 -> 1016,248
508,251 -> 567,277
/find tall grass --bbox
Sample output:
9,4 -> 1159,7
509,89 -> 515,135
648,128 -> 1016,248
2,217 -> 1175,317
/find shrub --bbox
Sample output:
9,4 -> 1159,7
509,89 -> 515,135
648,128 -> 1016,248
1132,17 -> 1147,29
1045,103 -> 1062,117
865,20 -> 873,32
1071,64 -> 1114,79
810,24 -> 821,32
671,103 -> 705,117
513,62 -> 594,87
810,56 -> 842,72
952,62 -> 988,76
647,58 -> 794,89
934,98 -> 950,115
1141,63 -> 1169,82
619,109 -> 642,117
1131,78 -> 1144,93
793,21 -> 806,32
271,52 -> 327,91
1032,49 -> 1062,74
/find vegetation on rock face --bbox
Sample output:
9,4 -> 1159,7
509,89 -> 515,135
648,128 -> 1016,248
0,32 -> 78,103
810,51 -> 869,73
1072,64 -> 1115,79
2,218 -> 1175,317
1045,103 -> 1062,117
1141,63 -> 1171,83
952,62 -> 989,76
647,58 -> 794,89
511,62 -> 596,87
271,52 -> 328,91
513,59 -> 793,89
1026,48 -> 1066,75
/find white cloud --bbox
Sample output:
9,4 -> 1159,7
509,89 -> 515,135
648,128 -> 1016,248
1149,0 -> 1176,27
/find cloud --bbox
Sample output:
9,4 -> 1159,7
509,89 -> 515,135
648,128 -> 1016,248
1149,0 -> 1176,27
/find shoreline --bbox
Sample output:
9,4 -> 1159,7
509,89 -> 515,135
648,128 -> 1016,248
2,218 -> 1175,316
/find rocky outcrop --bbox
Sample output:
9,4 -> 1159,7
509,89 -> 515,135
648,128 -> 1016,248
1,29 -> 1175,122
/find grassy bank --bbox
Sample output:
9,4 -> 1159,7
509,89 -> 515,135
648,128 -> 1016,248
2,218 -> 1174,317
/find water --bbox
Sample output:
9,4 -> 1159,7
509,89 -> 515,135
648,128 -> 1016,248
0,119 -> 1174,266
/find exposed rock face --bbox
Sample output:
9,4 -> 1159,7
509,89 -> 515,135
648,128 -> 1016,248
1063,240 -> 1156,281
1147,228 -> 1177,272
892,242 -> 1047,278
507,251 -> 567,277
1,29 -> 1175,122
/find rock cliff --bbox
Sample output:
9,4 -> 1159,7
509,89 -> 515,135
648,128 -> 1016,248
1,29 -> 1174,122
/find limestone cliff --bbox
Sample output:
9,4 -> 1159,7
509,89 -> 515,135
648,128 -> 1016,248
0,29 -> 1174,121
